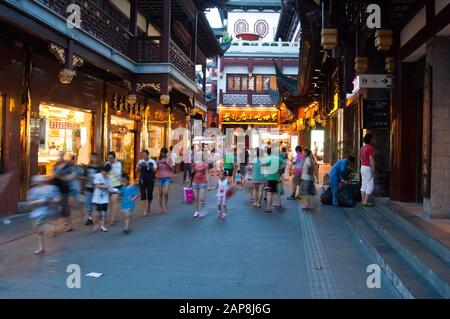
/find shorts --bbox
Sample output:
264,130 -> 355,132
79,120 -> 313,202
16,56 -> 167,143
224,168 -> 233,177
121,208 -> 134,217
95,203 -> 108,216
264,180 -> 278,193
140,179 -> 154,201
158,177 -> 171,186
192,183 -> 207,189
300,179 -> 316,196
217,196 -> 227,206
360,165 -> 374,194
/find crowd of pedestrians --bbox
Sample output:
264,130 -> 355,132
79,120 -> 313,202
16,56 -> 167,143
26,134 -> 378,255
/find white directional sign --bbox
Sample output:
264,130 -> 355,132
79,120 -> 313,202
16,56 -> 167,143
355,74 -> 393,89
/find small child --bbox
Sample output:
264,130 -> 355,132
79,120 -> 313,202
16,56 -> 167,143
27,175 -> 61,255
92,163 -> 119,232
120,173 -> 139,234
235,170 -> 242,189
216,172 -> 230,220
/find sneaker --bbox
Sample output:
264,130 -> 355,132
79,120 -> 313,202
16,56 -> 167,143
193,211 -> 200,218
287,195 -> 296,200
85,218 -> 93,226
100,227 -> 108,232
221,213 -> 227,220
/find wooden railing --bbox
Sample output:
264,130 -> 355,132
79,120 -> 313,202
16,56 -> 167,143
136,36 -> 161,62
39,0 -> 132,55
38,0 -> 196,82
169,40 -> 195,81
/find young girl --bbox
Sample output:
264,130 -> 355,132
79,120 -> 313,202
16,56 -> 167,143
216,172 -> 230,220
120,173 -> 139,234
92,164 -> 119,232
300,148 -> 317,210
156,147 -> 173,214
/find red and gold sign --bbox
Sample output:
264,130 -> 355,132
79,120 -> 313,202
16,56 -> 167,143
219,108 -> 279,125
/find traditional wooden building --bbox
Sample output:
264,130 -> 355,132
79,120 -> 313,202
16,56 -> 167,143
276,0 -> 450,218
0,0 -> 223,216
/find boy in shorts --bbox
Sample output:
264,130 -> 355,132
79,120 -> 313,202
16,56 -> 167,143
120,173 -> 139,234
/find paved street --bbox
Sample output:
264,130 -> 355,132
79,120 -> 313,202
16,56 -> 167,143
0,177 -> 399,298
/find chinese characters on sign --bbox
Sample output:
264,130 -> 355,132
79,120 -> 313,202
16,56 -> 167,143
220,109 -> 279,125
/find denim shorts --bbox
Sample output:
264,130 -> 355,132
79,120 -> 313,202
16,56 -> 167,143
158,177 -> 171,186
192,183 -> 207,189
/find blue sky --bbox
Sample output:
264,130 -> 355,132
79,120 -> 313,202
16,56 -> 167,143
205,8 -> 223,28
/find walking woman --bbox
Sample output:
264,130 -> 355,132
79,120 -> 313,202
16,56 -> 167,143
156,147 -> 173,213
136,150 -> 157,216
106,151 -> 122,225
300,148 -> 317,210
191,154 -> 208,218
251,148 -> 264,208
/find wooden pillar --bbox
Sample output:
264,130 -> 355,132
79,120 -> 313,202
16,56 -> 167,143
202,63 -> 206,95
161,0 -> 171,63
129,0 -> 138,60
161,0 -> 171,96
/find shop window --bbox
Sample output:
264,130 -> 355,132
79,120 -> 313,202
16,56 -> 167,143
110,115 -> 136,179
38,104 -> 92,175
227,74 -> 275,93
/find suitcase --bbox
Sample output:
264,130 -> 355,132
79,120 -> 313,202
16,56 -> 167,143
183,187 -> 194,204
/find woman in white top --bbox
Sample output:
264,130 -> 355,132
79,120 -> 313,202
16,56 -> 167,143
92,163 -> 119,232
106,151 -> 122,225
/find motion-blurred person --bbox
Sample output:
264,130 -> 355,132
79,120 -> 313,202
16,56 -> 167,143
251,148 -> 265,208
27,175 -> 61,255
53,152 -> 77,232
84,152 -> 100,225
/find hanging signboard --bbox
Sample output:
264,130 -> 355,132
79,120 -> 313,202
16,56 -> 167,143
355,74 -> 393,89
362,99 -> 389,129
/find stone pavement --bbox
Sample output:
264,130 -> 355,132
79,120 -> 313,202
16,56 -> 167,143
0,176 -> 400,298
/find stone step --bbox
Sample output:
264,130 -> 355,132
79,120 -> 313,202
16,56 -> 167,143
373,199 -> 450,264
342,207 -> 442,299
356,204 -> 450,298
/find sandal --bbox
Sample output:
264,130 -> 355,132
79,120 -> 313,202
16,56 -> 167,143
34,248 -> 45,255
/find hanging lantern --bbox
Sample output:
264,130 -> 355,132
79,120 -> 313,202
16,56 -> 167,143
321,28 -> 338,50
126,94 -> 137,106
375,29 -> 393,51
385,57 -> 395,74
160,94 -> 170,105
59,68 -> 76,84
310,118 -> 316,128
355,57 -> 368,75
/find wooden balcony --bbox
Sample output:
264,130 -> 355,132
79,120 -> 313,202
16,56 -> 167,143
40,0 -> 132,55
137,37 -> 195,81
